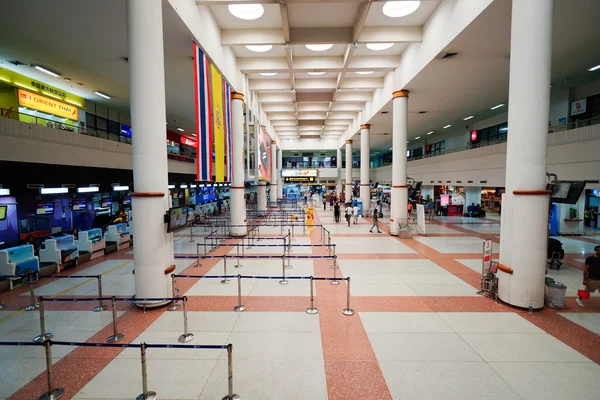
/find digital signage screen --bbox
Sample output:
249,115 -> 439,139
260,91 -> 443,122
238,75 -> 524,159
0,205 -> 6,221
123,197 -> 131,205
36,203 -> 54,215
72,200 -> 87,211
167,205 -> 189,233
101,198 -> 112,208
257,125 -> 272,182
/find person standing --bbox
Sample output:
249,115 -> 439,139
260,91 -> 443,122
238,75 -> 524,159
329,195 -> 334,208
323,195 -> 327,211
352,203 -> 359,225
333,202 -> 341,223
345,203 -> 353,227
369,206 -> 382,233
576,245 -> 600,307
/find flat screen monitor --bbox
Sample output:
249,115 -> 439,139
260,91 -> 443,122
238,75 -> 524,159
0,205 -> 6,221
548,181 -> 586,204
123,197 -> 131,206
72,200 -> 87,211
167,205 -> 189,233
36,203 -> 54,215
101,198 -> 112,208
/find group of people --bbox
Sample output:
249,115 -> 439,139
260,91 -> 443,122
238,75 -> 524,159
584,208 -> 599,228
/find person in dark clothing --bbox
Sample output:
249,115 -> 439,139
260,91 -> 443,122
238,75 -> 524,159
369,207 -> 382,233
333,202 -> 341,223
323,196 -> 327,210
577,245 -> 600,307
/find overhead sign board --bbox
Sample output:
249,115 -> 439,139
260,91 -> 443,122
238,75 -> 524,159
284,176 -> 316,183
281,169 -> 318,178
18,89 -> 78,120
571,98 -> 587,116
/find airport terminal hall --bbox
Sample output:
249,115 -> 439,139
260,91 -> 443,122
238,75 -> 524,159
2,0 -> 600,399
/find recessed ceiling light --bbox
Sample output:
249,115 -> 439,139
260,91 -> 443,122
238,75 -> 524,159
177,127 -> 184,132
426,131 -> 434,135
463,115 -> 474,120
490,104 -> 505,110
415,136 -> 421,140
443,125 -> 451,129
259,72 -> 278,76
305,44 -> 333,52
191,133 -> 197,136
95,91 -> 112,100
356,71 -> 374,75
382,1 -> 420,18
587,64 -> 600,72
307,71 -> 326,76
32,65 -> 60,78
228,4 -> 264,20
245,45 -> 272,53
366,43 -> 394,51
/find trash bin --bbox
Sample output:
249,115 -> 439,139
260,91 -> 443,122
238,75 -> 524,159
544,277 -> 567,309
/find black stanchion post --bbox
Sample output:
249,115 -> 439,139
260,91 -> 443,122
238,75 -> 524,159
178,296 -> 194,343
25,274 -> 39,311
93,275 -> 108,312
235,243 -> 242,268
168,274 -> 180,311
342,277 -> 355,316
306,276 -> 318,314
331,256 -> 340,286
34,297 -> 54,343
233,274 -> 245,312
196,243 -> 201,268
279,255 -> 288,285
135,342 -> 157,400
106,297 -> 125,343
39,340 -> 64,400
189,224 -> 194,243
221,256 -> 230,284
221,344 -> 240,400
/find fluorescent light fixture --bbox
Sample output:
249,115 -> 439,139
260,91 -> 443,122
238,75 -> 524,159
245,45 -> 272,53
199,184 -> 205,187
499,127 -> 508,132
40,187 -> 68,194
168,185 -> 175,189
463,115 -> 474,120
588,64 -> 600,72
0,188 -> 10,196
259,72 -> 277,76
190,184 -> 197,188
77,187 -> 99,193
308,71 -> 325,76
180,184 -> 188,189
426,131 -> 434,135
443,125 -> 452,129
113,186 -> 129,191
366,43 -> 394,51
228,4 -> 264,20
177,127 -> 185,132
356,71 -> 374,75
305,44 -> 333,52
383,1 -> 420,18
415,136 -> 421,140
95,91 -> 112,100
490,103 -> 504,110
191,133 -> 197,136
33,65 -> 60,78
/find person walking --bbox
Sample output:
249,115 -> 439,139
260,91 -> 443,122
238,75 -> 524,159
369,206 -> 382,233
576,245 -> 600,307
353,203 -> 359,224
333,202 -> 341,223
323,195 -> 327,211
345,203 -> 353,227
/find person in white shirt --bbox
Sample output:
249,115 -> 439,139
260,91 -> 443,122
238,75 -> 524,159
352,204 -> 359,224
345,204 -> 353,227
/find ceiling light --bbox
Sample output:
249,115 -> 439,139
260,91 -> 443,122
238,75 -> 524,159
443,125 -> 452,129
190,184 -> 197,188
490,104 -> 505,110
587,64 -> 600,72
177,127 -> 185,132
382,1 -> 420,18
366,43 -> 394,51
426,131 -> 434,135
40,188 -> 68,194
415,136 -> 421,140
168,185 -> 175,189
33,65 -> 60,78
95,91 -> 112,100
113,186 -> 129,191
191,133 -> 197,137
463,116 -> 474,120
228,4 -> 264,20
305,44 -> 333,52
0,188 -> 10,196
77,187 -> 99,193
356,71 -> 374,75
259,72 -> 277,76
308,71 -> 326,76
180,184 -> 188,189
245,45 -> 272,53
290,89 -> 296,94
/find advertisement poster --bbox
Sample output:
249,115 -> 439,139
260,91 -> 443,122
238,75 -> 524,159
258,125 -> 272,182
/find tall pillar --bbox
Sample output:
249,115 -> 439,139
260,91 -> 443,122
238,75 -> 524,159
344,140 -> 353,202
277,146 -> 283,199
390,90 -> 409,235
336,147 -> 342,195
230,92 -> 247,236
127,0 -> 172,304
360,124 -> 371,214
465,187 -> 482,208
498,0 -> 553,309
271,140 -> 278,201
257,181 -> 267,211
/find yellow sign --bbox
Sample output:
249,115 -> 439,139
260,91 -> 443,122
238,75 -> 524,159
18,89 -> 78,120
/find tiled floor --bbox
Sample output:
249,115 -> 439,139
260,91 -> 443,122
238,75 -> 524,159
1,208 -> 599,399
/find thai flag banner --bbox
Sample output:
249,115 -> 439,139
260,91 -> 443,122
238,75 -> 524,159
193,43 -> 213,181
224,81 -> 233,182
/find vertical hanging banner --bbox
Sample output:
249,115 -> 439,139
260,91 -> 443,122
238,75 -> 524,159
224,81 -> 233,182
193,43 -> 213,181
210,64 -> 225,182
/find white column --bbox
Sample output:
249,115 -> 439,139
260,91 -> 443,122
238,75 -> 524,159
498,0 -> 554,309
465,187 -> 482,208
360,124 -> 371,214
257,181 -> 267,211
390,90 -> 409,235
344,140 -> 353,202
336,147 -> 342,195
277,147 -> 283,199
127,0 -> 172,304
271,140 -> 278,201
230,93 -> 246,236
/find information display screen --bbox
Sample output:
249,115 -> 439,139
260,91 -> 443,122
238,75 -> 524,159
0,205 -> 6,221
72,200 -> 87,211
101,198 -> 112,208
36,203 -> 54,215
167,205 -> 189,233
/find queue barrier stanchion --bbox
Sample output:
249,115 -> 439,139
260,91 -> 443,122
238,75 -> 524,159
342,277 -> 355,316
189,224 -> 195,243
34,297 -> 53,343
233,274 -> 245,312
25,273 -> 39,311
286,237 -> 293,269
178,296 -> 194,343
330,244 -> 338,269
306,276 -> 318,314
106,297 -> 125,343
222,343 -> 240,400
235,243 -> 242,268
93,275 -> 108,312
331,256 -> 340,286
279,255 -> 288,285
291,224 -> 295,242
195,243 -> 201,268
327,234 -> 332,257
135,342 -> 157,400
40,339 -> 64,400
221,256 -> 230,284
168,274 -> 181,311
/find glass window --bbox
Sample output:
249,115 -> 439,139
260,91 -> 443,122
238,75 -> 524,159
86,113 -> 96,128
96,117 -> 108,132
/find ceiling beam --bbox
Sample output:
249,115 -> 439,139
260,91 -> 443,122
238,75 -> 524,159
290,28 -> 352,44
358,26 -> 423,43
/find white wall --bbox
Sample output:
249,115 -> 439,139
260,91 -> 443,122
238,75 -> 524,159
549,89 -> 570,126
278,137 -> 340,151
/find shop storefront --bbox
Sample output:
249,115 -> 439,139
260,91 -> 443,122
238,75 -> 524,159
166,130 -> 197,162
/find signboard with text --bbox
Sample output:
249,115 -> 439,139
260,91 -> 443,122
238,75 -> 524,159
18,89 -> 78,120
281,169 -> 318,178
284,176 -> 316,183
482,239 -> 493,276
570,98 -> 587,116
